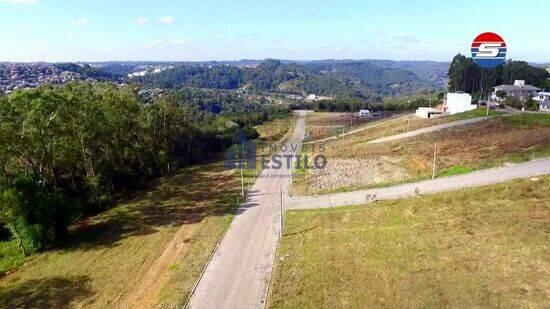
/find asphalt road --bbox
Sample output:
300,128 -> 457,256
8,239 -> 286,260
287,158 -> 550,210
366,116 -> 492,144
187,111 -> 305,309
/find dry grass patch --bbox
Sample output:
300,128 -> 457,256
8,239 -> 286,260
0,163 -> 240,308
270,176 -> 550,308
293,114 -> 550,194
305,112 -> 376,141
256,116 -> 293,142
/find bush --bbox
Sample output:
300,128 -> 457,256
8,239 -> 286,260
505,96 -> 522,109
524,99 -> 539,111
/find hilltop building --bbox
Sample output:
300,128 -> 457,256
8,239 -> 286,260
491,80 -> 540,102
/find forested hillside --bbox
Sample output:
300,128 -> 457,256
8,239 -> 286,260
447,54 -> 550,95
131,59 -> 449,97
0,82 -> 288,255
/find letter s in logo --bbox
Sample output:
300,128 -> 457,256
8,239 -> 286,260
471,32 -> 506,68
477,43 -> 501,57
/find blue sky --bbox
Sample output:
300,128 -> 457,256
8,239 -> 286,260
1,0 -> 549,62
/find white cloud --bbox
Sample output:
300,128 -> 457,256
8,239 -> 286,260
157,16 -> 174,24
65,31 -> 75,38
145,39 -> 185,50
71,18 -> 89,26
0,0 -> 37,4
136,17 -> 149,25
392,34 -> 420,44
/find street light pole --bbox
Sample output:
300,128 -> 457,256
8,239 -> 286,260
432,142 -> 437,180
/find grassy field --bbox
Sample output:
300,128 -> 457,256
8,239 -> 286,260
305,109 -> 502,144
256,115 -> 294,142
294,113 -> 550,195
305,112 -> 378,141
270,176 -> 550,308
0,113 -> 296,308
0,163 -> 242,308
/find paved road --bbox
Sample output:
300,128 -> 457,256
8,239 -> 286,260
287,158 -> 550,209
366,116 -> 493,144
187,112 -> 305,309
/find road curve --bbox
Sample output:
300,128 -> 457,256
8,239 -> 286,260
366,116 -> 493,144
187,112 -> 305,309
287,158 -> 550,210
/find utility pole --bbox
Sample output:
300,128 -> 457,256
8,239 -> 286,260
432,142 -> 437,180
279,186 -> 283,238
240,163 -> 244,197
486,94 -> 490,116
240,143 -> 245,197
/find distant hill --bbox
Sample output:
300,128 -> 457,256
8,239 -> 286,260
128,59 -> 449,97
301,60 -> 446,95
1,59 -> 450,97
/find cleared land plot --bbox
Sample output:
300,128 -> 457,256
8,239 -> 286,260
295,113 -> 550,195
0,163 -> 240,308
305,112 -> 378,142
328,108 -> 502,144
270,177 -> 550,308
256,116 -> 294,142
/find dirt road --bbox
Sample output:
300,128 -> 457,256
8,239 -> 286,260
304,113 -> 410,145
187,112 -> 305,309
287,158 -> 550,209
366,116 -> 492,144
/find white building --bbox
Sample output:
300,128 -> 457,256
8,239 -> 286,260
416,107 -> 442,119
446,92 -> 476,114
358,109 -> 370,117
534,91 -> 550,111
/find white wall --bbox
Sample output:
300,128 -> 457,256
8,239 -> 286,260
446,93 -> 476,115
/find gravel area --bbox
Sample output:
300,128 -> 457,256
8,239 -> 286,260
305,157 -> 408,192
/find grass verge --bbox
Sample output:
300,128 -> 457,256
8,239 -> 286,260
0,241 -> 25,275
269,176 -> 550,308
0,162 -> 240,308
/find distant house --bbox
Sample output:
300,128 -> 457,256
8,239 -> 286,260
307,94 -> 317,100
305,94 -> 333,102
534,91 -> 550,111
415,92 -> 474,118
491,80 -> 540,102
445,92 -> 476,114
358,109 -> 370,118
